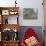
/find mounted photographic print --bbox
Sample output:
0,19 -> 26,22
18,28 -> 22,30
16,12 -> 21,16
8,16 -> 18,24
23,8 -> 38,19
2,10 -> 9,15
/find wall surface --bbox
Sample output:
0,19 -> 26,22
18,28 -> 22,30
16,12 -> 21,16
0,0 -> 44,26
18,0 -> 44,26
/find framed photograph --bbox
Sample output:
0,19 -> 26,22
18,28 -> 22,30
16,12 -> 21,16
2,10 -> 9,15
9,10 -> 15,15
2,16 -> 8,24
9,10 -> 17,15
2,28 -> 13,41
2,16 -> 18,24
23,8 -> 38,20
8,16 -> 18,24
10,11 -> 15,15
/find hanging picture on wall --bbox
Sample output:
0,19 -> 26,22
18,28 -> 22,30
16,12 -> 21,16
23,8 -> 38,19
2,10 -> 9,15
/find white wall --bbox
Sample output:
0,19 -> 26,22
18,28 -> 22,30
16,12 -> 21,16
18,0 -> 44,26
0,0 -> 15,7
0,0 -> 44,26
